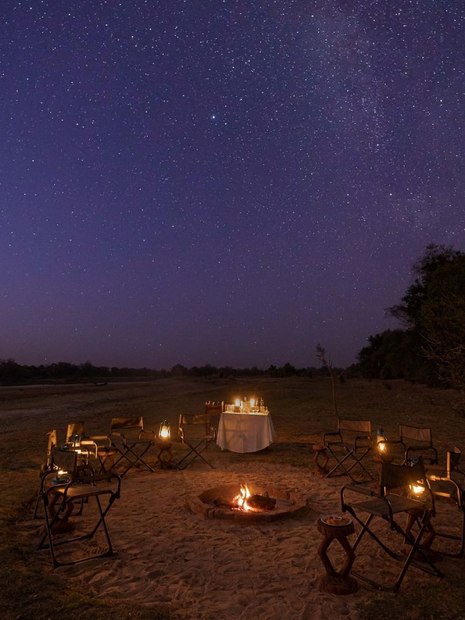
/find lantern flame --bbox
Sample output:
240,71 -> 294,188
410,482 -> 425,496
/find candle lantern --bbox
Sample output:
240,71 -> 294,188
410,481 -> 425,496
376,428 -> 387,455
159,420 -> 171,440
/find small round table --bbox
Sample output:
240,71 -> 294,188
156,441 -> 174,469
313,444 -> 329,475
317,515 -> 358,594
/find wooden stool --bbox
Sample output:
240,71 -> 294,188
313,444 -> 329,475
317,515 -> 358,594
156,442 -> 174,469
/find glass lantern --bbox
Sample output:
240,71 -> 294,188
159,420 -> 171,440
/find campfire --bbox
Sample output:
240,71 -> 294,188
217,483 -> 277,512
187,483 -> 309,523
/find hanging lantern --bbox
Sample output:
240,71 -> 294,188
159,420 -> 171,440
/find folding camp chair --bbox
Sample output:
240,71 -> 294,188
400,425 -> 438,464
176,413 -> 216,470
427,447 -> 465,558
204,401 -> 223,436
109,416 -> 156,476
315,419 -> 373,482
341,458 -> 443,592
37,447 -> 121,568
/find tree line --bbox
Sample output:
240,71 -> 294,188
357,244 -> 465,391
0,358 -> 338,386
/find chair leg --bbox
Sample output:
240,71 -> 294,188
176,440 -> 215,470
326,448 -> 371,483
38,491 -> 117,568
429,506 -> 465,558
349,513 -> 442,592
111,443 -> 156,476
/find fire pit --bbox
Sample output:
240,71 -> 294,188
187,483 -> 309,523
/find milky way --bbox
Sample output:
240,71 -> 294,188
1,1 -> 465,369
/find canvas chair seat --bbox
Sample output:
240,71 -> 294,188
176,413 -> 216,470
37,447 -> 121,568
316,419 -> 373,482
341,458 -> 443,592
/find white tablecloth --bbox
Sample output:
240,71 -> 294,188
216,411 -> 276,453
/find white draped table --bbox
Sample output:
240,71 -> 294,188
216,411 -> 276,453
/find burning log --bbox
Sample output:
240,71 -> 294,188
246,494 -> 276,511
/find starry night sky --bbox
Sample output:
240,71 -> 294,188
2,1 -> 465,370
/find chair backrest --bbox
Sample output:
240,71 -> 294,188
380,459 -> 427,492
66,421 -> 86,443
338,419 -> 371,434
110,416 -> 144,435
47,429 -> 58,456
204,402 -> 222,432
179,413 -> 215,441
400,425 -> 433,446
205,401 -> 223,414
50,447 -> 78,477
42,430 -> 58,471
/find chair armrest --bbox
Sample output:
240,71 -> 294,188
323,431 -> 343,445
89,434 -> 112,448
109,431 -> 126,446
340,483 -> 377,509
79,439 -> 98,457
428,475 -> 462,508
354,435 -> 371,450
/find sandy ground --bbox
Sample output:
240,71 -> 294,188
5,379 -> 464,619
21,450 -> 462,620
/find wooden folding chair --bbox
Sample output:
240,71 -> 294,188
315,419 -> 373,482
341,458 -> 443,592
109,416 -> 156,476
176,413 -> 216,470
37,447 -> 121,568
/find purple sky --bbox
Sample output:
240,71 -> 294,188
1,1 -> 465,370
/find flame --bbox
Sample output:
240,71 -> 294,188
233,483 -> 253,511
410,482 -> 425,496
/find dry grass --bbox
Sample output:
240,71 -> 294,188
1,376 -> 465,619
